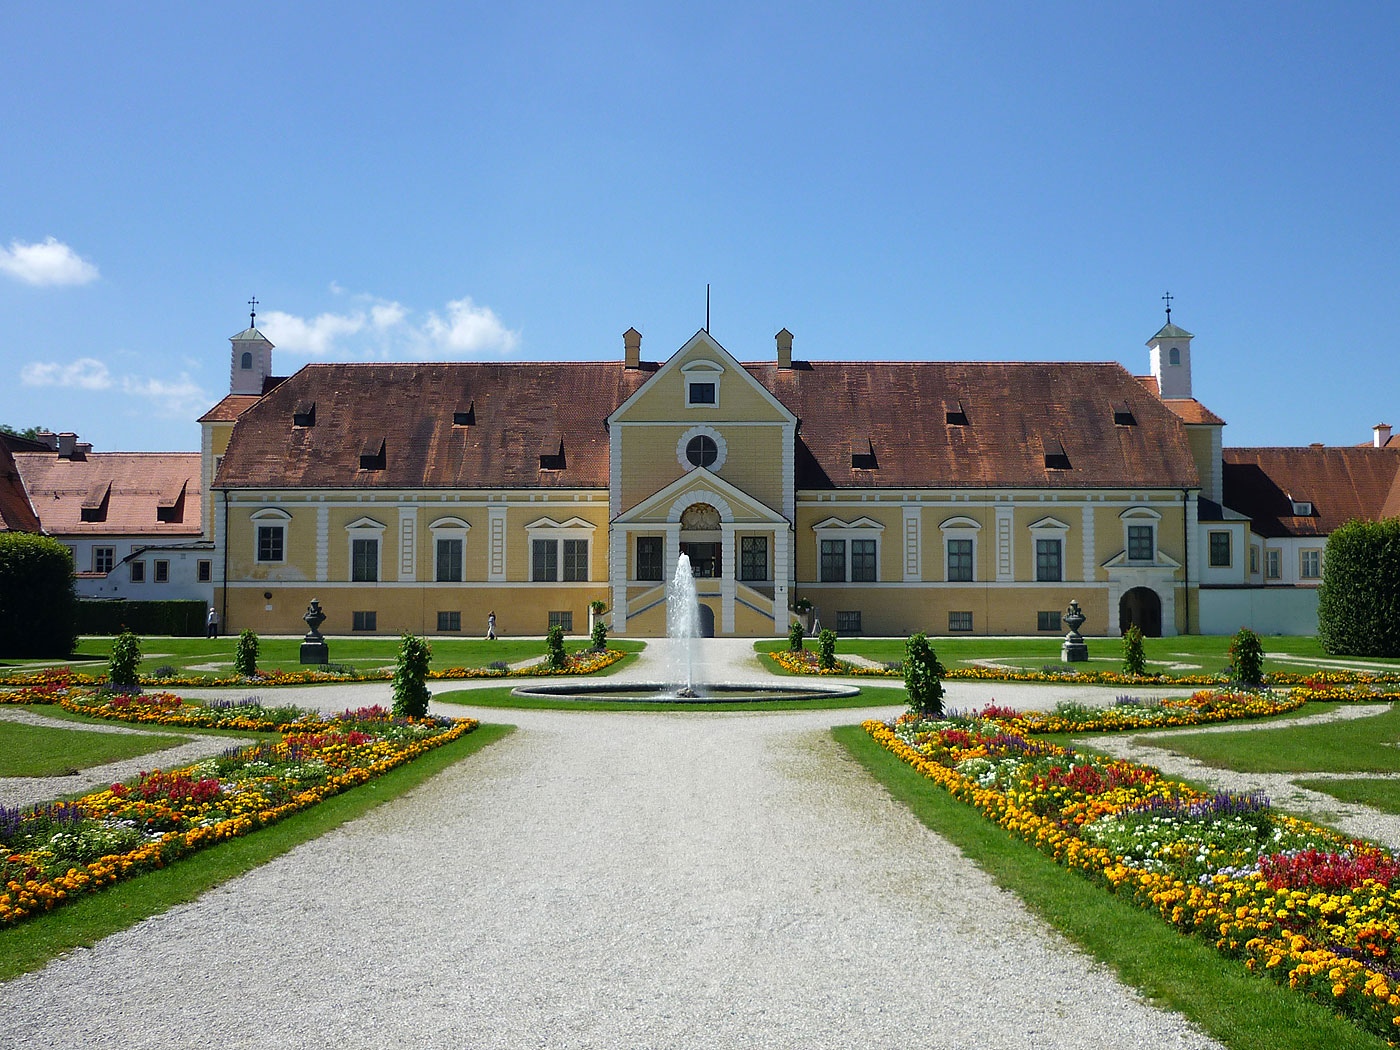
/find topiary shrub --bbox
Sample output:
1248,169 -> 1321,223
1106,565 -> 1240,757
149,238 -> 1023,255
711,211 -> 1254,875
590,617 -> 608,652
788,619 -> 806,652
1229,626 -> 1265,687
904,632 -> 946,717
108,629 -> 141,690
817,628 -> 837,670
392,633 -> 432,718
1317,518 -> 1400,656
1122,625 -> 1146,677
233,629 -> 259,677
0,533 -> 76,658
545,624 -> 567,670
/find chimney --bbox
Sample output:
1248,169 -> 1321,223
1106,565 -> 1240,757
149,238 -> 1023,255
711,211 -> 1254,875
1374,423 -> 1392,448
57,432 -> 77,459
623,327 -> 641,369
35,430 -> 58,451
776,328 -> 793,369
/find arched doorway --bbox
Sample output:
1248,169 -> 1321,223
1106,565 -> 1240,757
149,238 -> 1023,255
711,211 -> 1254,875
679,502 -> 722,578
697,602 -> 715,638
1119,587 -> 1162,637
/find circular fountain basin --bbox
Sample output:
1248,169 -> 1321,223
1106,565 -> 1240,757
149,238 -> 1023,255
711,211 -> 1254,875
509,682 -> 862,704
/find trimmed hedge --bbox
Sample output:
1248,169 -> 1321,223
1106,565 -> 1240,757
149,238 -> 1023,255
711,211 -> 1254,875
0,533 -> 77,657
1317,517 -> 1400,656
76,599 -> 208,637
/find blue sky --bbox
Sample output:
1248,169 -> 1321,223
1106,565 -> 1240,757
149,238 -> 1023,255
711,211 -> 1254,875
2,3 -> 1397,452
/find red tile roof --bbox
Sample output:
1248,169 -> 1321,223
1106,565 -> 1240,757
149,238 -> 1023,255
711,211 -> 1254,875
13,452 -> 203,535
215,360 -> 1201,492
1161,399 -> 1225,426
198,394 -> 264,423
1222,446 -> 1400,537
0,437 -> 42,533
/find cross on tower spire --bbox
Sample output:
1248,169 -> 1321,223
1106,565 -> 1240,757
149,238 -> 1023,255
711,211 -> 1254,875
1161,290 -> 1174,324
248,296 -> 259,329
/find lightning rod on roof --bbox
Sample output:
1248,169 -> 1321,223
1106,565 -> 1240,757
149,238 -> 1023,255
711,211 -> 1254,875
705,284 -> 710,333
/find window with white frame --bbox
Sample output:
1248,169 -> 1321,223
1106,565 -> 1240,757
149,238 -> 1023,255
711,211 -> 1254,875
1029,518 -> 1069,583
682,360 -> 724,408
429,517 -> 470,583
1266,549 -> 1281,580
526,517 -> 595,582
1209,531 -> 1231,567
251,508 -> 291,564
1250,545 -> 1260,575
636,536 -> 663,581
345,517 -> 386,583
813,518 -> 883,584
940,516 -> 981,583
676,425 -> 728,472
740,536 -> 768,582
1120,507 -> 1159,564
1301,549 -> 1321,579
94,547 -> 114,574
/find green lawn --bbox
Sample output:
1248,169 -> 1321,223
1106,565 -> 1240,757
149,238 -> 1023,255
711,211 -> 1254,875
756,635 -> 1400,680
1134,703 -> 1400,774
0,720 -> 186,777
0,722 -> 513,981
834,725 -> 1390,1050
434,683 -> 911,712
2,636 -> 646,677
1297,778 -> 1400,815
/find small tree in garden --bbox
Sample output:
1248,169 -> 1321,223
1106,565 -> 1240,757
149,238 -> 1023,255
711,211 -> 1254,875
1122,625 -> 1146,677
545,624 -> 567,670
392,633 -> 432,718
904,632 -> 945,717
108,629 -> 141,690
0,533 -> 76,658
233,629 -> 259,677
818,628 -> 837,670
1229,626 -> 1265,687
1317,518 -> 1400,656
788,619 -> 806,652
591,617 -> 608,651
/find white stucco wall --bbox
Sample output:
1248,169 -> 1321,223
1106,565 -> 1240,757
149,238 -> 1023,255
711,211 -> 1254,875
1198,586 -> 1319,636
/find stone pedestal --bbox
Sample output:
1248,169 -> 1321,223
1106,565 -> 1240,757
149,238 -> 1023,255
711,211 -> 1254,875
1060,598 -> 1089,663
299,598 -> 330,665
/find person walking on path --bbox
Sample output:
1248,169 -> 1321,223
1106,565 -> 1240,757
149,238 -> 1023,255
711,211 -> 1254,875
486,611 -> 496,641
206,606 -> 219,639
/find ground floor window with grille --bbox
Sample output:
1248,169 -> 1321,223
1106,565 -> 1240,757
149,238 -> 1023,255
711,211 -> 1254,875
636,536 -> 663,581
740,536 -> 768,581
1037,610 -> 1061,631
835,610 -> 862,633
197,559 -> 212,582
437,611 -> 461,632
548,610 -> 573,632
352,611 -> 377,631
949,611 -> 973,632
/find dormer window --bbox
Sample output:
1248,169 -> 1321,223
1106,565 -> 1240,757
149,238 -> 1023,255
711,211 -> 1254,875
539,439 -> 566,471
945,400 -> 969,426
358,437 -> 386,471
1043,437 -> 1072,470
1113,402 -> 1137,426
453,402 -> 476,426
851,439 -> 878,470
1291,500 -> 1313,516
293,401 -> 316,427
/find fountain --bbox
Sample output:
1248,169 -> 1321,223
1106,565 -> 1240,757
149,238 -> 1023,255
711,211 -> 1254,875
509,554 -> 860,704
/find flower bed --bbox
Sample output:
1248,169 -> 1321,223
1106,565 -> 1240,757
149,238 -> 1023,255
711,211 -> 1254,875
866,712 -> 1400,1038
0,647 -> 628,690
0,700 -> 477,926
768,647 -> 1400,689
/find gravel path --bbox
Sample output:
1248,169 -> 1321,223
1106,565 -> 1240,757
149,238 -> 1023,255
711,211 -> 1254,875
0,705 -> 1223,1050
1080,702 -> 1400,851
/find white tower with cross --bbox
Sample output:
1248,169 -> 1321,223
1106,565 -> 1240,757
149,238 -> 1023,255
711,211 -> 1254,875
1147,293 -> 1194,400
229,297 -> 275,395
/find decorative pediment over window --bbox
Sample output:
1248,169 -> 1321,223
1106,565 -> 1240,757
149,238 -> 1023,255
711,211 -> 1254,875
429,516 -> 471,531
812,516 -> 885,531
250,507 -> 292,522
1028,516 -> 1071,532
345,516 -> 387,532
938,515 -> 982,531
523,516 -> 597,532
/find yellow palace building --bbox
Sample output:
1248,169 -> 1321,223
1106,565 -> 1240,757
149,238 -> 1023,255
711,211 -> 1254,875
201,320 -> 1216,638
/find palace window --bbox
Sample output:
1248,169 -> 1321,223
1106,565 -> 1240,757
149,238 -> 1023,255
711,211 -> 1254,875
1250,546 -> 1260,575
93,547 -> 114,574
154,560 -> 169,583
850,539 -> 877,582
948,611 -> 973,632
352,611 -> 376,631
685,435 -> 718,468
1301,549 -> 1322,579
532,539 -> 558,581
1038,611 -> 1061,631
563,539 -> 589,581
636,536 -> 663,581
130,560 -> 145,583
688,382 -> 716,405
257,526 -> 284,562
814,518 -> 883,584
835,611 -> 862,633
1035,538 -> 1062,582
1266,549 -> 1281,580
1209,531 -> 1231,568
527,517 -> 595,583
436,538 -> 464,582
820,539 -> 846,583
740,536 -> 768,582
682,360 -> 724,408
1127,525 -> 1154,562
197,560 -> 212,582
947,539 -> 973,582
548,611 -> 573,632
351,538 -> 379,582
437,611 -> 461,632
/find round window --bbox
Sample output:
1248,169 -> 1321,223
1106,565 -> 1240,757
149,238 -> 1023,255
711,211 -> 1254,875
686,435 -> 718,468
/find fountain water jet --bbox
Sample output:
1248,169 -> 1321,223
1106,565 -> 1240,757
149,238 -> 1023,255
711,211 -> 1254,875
666,553 -> 702,696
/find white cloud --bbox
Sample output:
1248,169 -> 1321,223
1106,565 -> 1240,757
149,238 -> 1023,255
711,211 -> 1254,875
121,374 -> 211,418
0,237 -> 99,286
371,301 -> 407,329
422,297 -> 521,355
260,309 -> 366,355
21,357 -> 113,389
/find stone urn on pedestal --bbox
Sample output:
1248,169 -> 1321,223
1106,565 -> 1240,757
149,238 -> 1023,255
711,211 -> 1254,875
1060,599 -> 1089,663
300,598 -> 330,665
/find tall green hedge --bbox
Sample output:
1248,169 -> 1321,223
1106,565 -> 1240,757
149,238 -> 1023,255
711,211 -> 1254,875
76,599 -> 208,637
0,533 -> 77,657
1317,518 -> 1400,656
